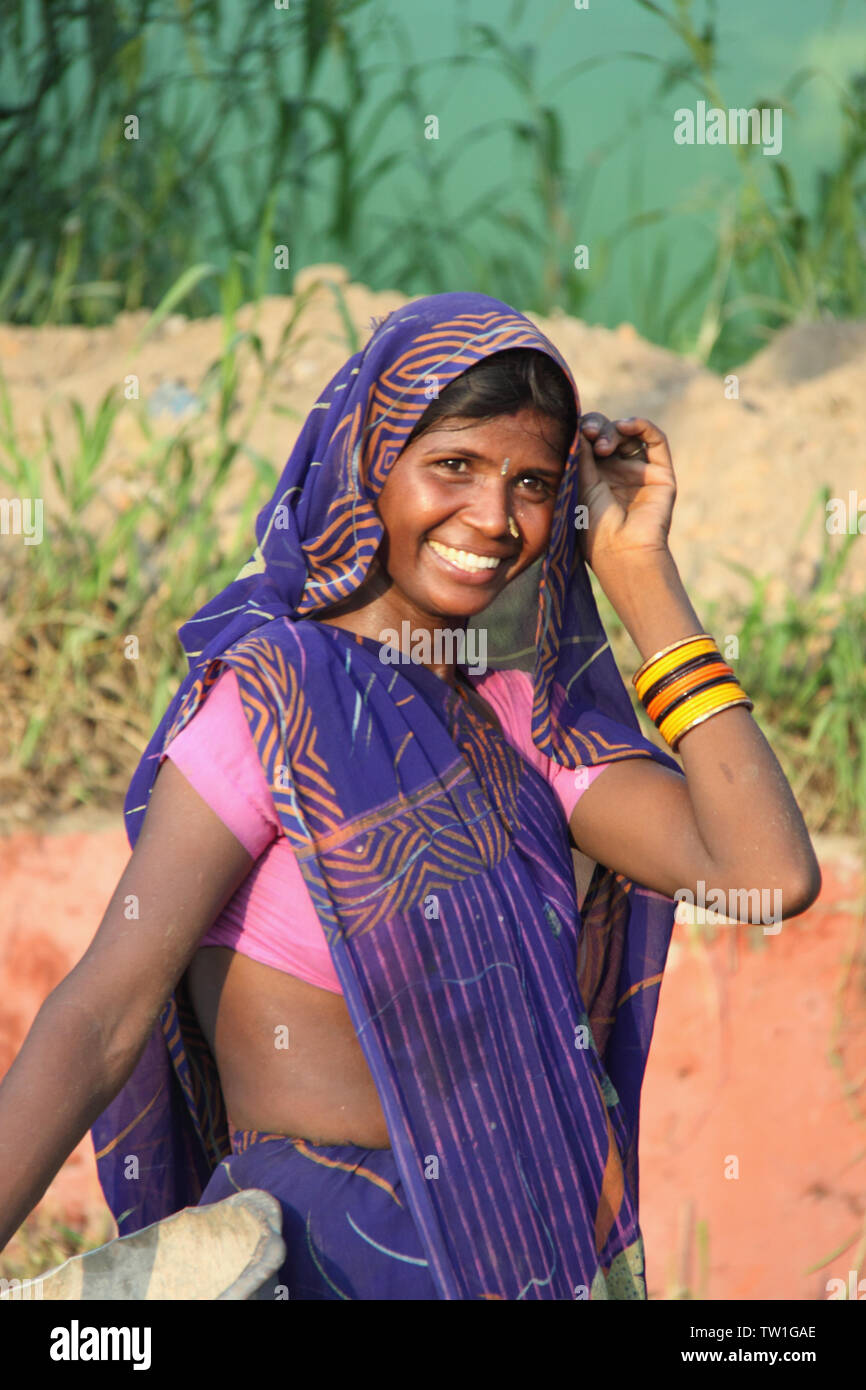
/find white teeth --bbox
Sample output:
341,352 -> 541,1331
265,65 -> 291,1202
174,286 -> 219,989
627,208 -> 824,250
428,540 -> 502,572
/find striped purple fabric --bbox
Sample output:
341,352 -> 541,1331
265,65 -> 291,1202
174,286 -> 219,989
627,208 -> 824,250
91,293 -> 684,1299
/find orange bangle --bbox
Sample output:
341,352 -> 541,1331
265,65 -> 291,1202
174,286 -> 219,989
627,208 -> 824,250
645,661 -> 734,722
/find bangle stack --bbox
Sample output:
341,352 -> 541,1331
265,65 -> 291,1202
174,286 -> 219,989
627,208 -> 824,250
632,633 -> 753,752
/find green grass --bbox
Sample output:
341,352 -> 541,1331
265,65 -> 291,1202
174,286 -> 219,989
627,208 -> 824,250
0,265 -> 327,826
625,1 -> 866,367
0,0 -> 595,329
1,2 -> 864,370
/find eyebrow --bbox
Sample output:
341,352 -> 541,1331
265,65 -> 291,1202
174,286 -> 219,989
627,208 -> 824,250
418,443 -> 565,478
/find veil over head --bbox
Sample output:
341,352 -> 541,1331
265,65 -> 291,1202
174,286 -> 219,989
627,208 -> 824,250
97,292 -> 684,1302
125,291 -> 660,832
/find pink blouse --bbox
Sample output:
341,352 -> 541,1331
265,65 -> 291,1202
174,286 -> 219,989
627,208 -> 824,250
160,665 -> 611,994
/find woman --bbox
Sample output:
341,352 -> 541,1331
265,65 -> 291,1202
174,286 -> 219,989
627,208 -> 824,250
0,293 -> 820,1300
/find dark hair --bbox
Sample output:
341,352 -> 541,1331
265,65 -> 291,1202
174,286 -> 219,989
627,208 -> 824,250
404,348 -> 577,460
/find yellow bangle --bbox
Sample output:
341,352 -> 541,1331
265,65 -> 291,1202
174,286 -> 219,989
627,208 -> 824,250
659,687 -> 753,750
658,679 -> 746,731
633,635 -> 718,702
633,632 -> 714,683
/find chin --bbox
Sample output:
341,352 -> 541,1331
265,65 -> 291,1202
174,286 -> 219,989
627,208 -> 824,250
395,586 -> 487,623
427,595 -> 492,621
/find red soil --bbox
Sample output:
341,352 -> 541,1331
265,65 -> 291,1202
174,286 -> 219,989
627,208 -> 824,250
1,821 -> 863,1299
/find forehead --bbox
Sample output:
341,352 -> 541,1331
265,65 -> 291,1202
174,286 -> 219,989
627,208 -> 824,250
412,408 -> 566,456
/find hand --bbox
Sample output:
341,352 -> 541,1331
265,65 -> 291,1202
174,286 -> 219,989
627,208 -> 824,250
575,412 -> 676,574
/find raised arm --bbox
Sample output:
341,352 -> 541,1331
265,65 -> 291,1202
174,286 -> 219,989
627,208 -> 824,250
569,414 -> 821,922
0,758 -> 256,1254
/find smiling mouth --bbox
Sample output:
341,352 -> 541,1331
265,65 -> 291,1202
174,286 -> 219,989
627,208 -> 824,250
427,539 -> 511,574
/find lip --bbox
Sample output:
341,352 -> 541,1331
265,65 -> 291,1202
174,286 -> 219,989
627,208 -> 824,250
425,539 -> 512,583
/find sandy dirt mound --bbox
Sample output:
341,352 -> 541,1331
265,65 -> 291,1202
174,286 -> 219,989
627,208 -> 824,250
1,264 -> 863,621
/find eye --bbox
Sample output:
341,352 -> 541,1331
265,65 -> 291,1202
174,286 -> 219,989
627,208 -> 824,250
432,458 -> 558,497
516,474 -> 557,498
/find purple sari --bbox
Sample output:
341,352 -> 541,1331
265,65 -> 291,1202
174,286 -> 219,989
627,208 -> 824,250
91,294 -> 684,1299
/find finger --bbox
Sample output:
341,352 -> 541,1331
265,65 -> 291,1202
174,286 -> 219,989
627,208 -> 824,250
610,418 -> 670,464
579,412 -> 608,439
586,415 -> 668,461
614,417 -> 667,447
593,429 -> 623,455
614,436 -> 650,460
593,424 -> 634,456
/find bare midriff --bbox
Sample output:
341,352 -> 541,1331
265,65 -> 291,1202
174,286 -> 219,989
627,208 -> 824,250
184,679 -> 507,1151
184,947 -> 393,1148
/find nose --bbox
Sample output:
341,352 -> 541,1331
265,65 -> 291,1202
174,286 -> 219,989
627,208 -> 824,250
457,474 -> 514,541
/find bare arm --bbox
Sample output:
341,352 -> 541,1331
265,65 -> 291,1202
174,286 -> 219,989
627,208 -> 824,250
569,548 -> 822,920
0,758 -> 256,1253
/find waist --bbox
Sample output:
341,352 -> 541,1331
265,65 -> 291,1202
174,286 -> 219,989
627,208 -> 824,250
229,1128 -> 390,1157
228,1124 -> 391,1154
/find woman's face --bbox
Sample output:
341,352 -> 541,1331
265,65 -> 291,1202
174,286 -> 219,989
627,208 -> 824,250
374,406 -> 568,627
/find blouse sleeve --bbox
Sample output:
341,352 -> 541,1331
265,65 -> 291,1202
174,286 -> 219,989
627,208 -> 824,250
493,669 -> 612,824
160,666 -> 281,861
